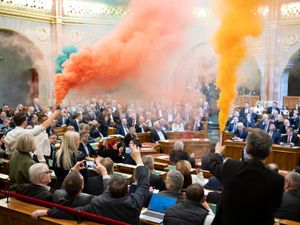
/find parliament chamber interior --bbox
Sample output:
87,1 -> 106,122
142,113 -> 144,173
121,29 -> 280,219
0,0 -> 300,225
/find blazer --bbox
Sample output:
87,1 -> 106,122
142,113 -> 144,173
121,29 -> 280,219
68,119 -> 80,132
231,129 -> 248,141
49,166 -> 149,225
56,117 -> 70,127
116,124 -> 129,137
274,190 -> 300,222
227,123 -> 238,132
268,131 -> 281,144
202,153 -> 284,225
16,183 -> 52,202
267,107 -> 280,114
150,129 -> 168,143
79,142 -> 97,157
149,173 -> 166,191
279,135 -> 300,146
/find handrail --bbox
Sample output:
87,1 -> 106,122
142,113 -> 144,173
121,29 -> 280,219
0,190 -> 129,225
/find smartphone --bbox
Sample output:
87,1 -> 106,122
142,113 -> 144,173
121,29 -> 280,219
125,147 -> 132,155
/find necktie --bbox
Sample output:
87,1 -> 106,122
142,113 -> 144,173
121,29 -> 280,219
288,136 -> 292,144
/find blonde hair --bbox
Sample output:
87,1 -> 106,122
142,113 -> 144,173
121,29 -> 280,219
56,131 -> 80,170
16,133 -> 36,153
176,160 -> 192,174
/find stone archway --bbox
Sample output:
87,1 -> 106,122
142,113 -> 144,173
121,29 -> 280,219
0,29 -> 47,107
282,48 -> 300,96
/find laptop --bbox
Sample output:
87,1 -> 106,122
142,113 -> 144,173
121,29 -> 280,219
139,194 -> 177,223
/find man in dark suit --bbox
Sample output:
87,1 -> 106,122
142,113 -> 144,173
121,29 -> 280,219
267,101 -> 280,114
116,118 -> 129,137
56,110 -> 70,127
275,171 -> 300,222
16,163 -> 53,201
136,116 -> 150,133
268,123 -> 281,144
78,131 -> 97,157
150,121 -> 168,143
202,129 -> 284,225
68,113 -> 82,132
123,127 -> 142,148
256,114 -> 270,132
279,127 -> 300,146
191,115 -> 204,131
142,155 -> 166,191
243,113 -> 255,128
289,110 -> 299,128
240,102 -> 250,118
227,116 -> 239,132
231,122 -> 248,142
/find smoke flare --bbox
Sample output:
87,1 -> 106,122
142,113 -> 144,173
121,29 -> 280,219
54,0 -> 196,104
214,0 -> 265,131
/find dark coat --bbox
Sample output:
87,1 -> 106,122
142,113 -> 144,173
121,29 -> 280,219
16,183 -> 52,202
79,142 -> 97,157
274,190 -> 300,222
231,129 -> 248,141
268,130 -> 281,144
48,166 -> 149,225
279,135 -> 300,146
68,119 -> 80,132
267,107 -> 280,114
149,173 -> 166,191
52,189 -> 93,207
227,123 -> 238,132
202,153 -> 284,225
150,129 -> 168,143
164,199 -> 209,225
169,150 -> 195,167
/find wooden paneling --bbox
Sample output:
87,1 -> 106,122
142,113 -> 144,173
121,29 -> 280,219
166,131 -> 207,139
224,140 -> 300,171
234,96 -> 260,107
283,96 -> 300,109
158,138 -> 210,159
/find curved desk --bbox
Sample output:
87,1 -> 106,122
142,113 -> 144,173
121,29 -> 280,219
224,140 -> 300,170
158,138 -> 210,159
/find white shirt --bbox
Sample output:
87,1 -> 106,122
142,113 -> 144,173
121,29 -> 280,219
34,130 -> 51,162
156,129 -> 165,141
5,125 -> 45,155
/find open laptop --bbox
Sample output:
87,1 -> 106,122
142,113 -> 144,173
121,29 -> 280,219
139,194 -> 177,223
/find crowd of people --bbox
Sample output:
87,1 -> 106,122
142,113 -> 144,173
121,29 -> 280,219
0,97 -> 300,224
227,101 -> 300,146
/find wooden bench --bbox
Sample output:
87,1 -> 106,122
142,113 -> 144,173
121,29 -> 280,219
53,126 -> 67,137
0,198 -> 102,225
278,219 -> 300,225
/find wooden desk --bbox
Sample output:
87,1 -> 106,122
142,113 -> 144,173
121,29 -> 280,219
158,138 -> 210,159
140,147 -> 157,156
283,96 -> 300,110
108,128 -> 117,135
115,163 -> 167,180
0,198 -> 101,225
278,219 -> 300,225
166,131 -> 207,139
224,140 -> 300,171
137,133 -> 151,143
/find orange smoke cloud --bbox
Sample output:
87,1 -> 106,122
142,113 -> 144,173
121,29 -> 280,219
214,0 -> 266,131
54,0 -> 196,104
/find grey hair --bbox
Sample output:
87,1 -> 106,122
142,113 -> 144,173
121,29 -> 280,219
142,155 -> 154,171
167,170 -> 184,191
286,171 -> 300,190
28,163 -> 48,184
174,141 -> 184,151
